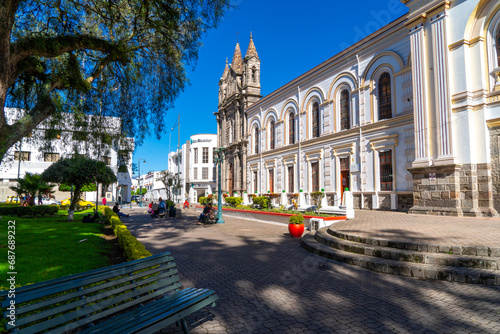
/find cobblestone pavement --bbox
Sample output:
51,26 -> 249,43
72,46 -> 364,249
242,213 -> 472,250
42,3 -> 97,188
121,208 -> 500,334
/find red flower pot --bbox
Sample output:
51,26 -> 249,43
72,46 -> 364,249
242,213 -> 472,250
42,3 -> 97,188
288,223 -> 305,238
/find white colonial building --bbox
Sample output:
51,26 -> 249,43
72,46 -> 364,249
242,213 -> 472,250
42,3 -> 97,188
217,0 -> 500,216
168,134 -> 218,203
0,108 -> 135,203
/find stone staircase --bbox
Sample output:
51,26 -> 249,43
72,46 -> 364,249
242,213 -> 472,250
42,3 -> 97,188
302,227 -> 500,285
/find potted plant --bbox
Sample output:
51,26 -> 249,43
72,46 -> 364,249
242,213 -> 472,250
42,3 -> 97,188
288,214 -> 305,237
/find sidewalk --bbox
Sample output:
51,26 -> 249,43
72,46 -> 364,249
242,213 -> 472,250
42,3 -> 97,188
120,208 -> 500,334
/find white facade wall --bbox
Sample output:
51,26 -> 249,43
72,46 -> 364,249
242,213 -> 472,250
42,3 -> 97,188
244,15 -> 413,210
0,109 -> 134,203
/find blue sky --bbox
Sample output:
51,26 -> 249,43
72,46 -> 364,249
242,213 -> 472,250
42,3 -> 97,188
135,0 -> 409,173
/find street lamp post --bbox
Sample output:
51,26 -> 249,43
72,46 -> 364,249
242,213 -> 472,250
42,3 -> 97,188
138,158 -> 146,207
213,147 -> 226,224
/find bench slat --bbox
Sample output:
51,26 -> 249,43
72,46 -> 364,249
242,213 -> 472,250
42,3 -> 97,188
12,281 -> 183,334
12,270 -> 181,327
8,265 -> 178,317
137,293 -> 219,334
79,287 -> 205,333
0,253 -> 173,300
3,252 -> 219,334
81,288 -> 218,334
2,255 -> 176,308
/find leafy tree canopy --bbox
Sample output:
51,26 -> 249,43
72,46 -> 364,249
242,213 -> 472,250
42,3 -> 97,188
0,0 -> 230,161
41,154 -> 116,219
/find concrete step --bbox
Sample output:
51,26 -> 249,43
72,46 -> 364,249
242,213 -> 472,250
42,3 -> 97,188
301,232 -> 500,286
315,229 -> 499,270
328,229 -> 500,257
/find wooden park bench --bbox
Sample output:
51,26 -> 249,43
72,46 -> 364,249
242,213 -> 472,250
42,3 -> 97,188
1,252 -> 218,334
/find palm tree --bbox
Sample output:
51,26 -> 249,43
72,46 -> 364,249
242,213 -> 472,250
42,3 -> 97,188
10,173 -> 55,206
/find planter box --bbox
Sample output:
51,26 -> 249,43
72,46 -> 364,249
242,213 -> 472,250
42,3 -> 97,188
195,206 -> 346,225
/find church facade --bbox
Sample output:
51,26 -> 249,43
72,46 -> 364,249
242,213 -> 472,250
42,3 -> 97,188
216,0 -> 500,216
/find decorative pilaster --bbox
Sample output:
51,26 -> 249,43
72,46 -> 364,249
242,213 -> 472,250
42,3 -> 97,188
408,17 -> 431,166
430,9 -> 455,164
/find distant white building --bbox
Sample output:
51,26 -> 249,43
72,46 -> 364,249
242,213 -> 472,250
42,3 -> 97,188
0,108 -> 135,203
168,134 -> 217,203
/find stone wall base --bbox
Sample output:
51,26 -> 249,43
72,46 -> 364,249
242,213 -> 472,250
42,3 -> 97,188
408,163 -> 498,217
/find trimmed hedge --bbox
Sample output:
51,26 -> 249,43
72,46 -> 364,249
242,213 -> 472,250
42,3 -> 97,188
100,206 -> 152,261
225,196 -> 243,207
252,196 -> 269,209
0,205 -> 59,217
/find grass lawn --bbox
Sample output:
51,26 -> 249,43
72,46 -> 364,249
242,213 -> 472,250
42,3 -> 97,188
0,209 -> 116,289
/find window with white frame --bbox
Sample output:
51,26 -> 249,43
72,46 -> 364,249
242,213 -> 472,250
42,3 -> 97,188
269,120 -> 275,150
44,153 -> 60,162
193,167 -> 198,180
254,127 -> 259,154
496,25 -> 500,67
380,150 -> 393,191
268,168 -> 274,193
202,167 -> 208,180
311,162 -> 319,192
312,102 -> 320,138
253,171 -> 258,193
14,151 -> 30,161
340,89 -> 350,130
202,147 -> 209,163
194,148 -> 198,164
288,165 -> 294,193
288,111 -> 295,144
378,72 -> 392,120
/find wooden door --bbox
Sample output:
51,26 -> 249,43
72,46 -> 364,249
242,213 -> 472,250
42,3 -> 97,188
340,157 -> 350,201
228,163 -> 234,195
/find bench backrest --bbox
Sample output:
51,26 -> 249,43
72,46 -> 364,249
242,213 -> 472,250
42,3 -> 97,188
0,253 -> 181,334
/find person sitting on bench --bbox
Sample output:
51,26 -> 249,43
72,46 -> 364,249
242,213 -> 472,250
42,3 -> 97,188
151,202 -> 159,218
113,203 -> 129,217
198,203 -> 213,224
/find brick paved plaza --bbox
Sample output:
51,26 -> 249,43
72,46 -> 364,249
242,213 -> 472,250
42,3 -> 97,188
121,208 -> 500,334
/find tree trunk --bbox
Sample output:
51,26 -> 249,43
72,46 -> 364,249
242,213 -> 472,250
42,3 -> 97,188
67,187 -> 82,221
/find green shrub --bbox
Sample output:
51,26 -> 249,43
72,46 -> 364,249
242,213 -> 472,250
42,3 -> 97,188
236,204 -> 252,210
252,196 -> 269,209
100,206 -> 152,261
225,196 -> 243,207
0,205 -> 59,217
289,214 -> 304,224
199,196 -> 209,205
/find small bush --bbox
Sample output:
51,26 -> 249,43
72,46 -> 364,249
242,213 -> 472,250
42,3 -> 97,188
100,206 -> 152,261
225,196 -> 243,207
0,205 -> 59,217
289,214 -> 304,224
236,204 -> 252,210
199,197 -> 209,205
252,196 -> 269,209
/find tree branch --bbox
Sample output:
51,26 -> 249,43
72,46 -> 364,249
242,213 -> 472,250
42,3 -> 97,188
10,35 -> 122,66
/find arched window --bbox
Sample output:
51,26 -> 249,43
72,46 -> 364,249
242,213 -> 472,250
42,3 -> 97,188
497,26 -> 500,67
289,111 -> 295,144
312,102 -> 320,138
340,89 -> 350,130
254,127 -> 259,154
252,67 -> 257,82
378,72 -> 392,120
269,120 -> 275,150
